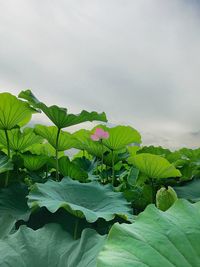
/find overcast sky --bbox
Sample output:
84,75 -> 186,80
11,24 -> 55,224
0,0 -> 199,149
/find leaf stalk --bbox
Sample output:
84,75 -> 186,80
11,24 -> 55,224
4,129 -> 10,187
55,128 -> 61,181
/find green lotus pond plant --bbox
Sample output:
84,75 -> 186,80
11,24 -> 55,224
0,90 -> 199,266
19,89 -> 107,180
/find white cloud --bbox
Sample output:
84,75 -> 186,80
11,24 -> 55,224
0,0 -> 199,148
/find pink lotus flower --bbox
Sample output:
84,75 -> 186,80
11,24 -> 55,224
91,128 -> 109,141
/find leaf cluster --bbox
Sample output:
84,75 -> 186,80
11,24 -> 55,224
0,90 -> 199,266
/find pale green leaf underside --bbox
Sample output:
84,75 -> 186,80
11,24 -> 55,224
73,127 -> 139,162
97,199 -> 200,267
73,129 -> 109,158
0,128 -> 42,152
34,125 -> 77,151
40,103 -> 108,129
24,142 -> 64,158
19,89 -> 107,128
91,125 -> 141,151
102,125 -> 141,150
129,153 -> 181,179
0,92 -> 33,130
21,153 -> 48,171
28,178 -> 132,223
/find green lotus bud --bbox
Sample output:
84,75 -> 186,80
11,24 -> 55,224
156,186 -> 178,211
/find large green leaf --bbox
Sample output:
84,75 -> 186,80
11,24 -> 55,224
72,157 -> 98,181
73,129 -> 129,165
129,153 -> 181,179
97,199 -> 200,267
19,89 -> 107,129
127,167 -> 139,186
24,142 -> 64,158
0,153 -> 13,173
178,147 -> 200,161
166,148 -> 200,180
58,156 -> 88,181
28,178 -> 132,222
96,125 -> 141,151
34,125 -> 77,151
72,157 -> 95,173
0,128 -> 42,152
0,183 -> 30,237
0,92 -> 34,130
138,145 -> 171,156
21,153 -> 48,171
174,178 -> 200,202
103,148 -> 128,166
0,215 -> 15,238
127,145 -> 141,157
166,148 -> 200,169
166,150 -> 184,163
0,224 -> 106,267
73,129 -> 109,158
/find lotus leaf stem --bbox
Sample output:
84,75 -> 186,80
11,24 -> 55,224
55,128 -> 61,181
4,129 -> 10,187
111,149 -> 115,186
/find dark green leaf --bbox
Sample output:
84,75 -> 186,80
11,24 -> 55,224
174,178 -> 200,202
58,156 -> 88,181
28,178 -> 132,222
0,183 -> 30,237
0,224 -> 106,267
127,167 -> 139,186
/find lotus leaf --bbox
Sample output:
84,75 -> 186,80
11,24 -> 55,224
58,156 -> 88,181
0,224 -> 106,267
129,153 -> 181,179
0,183 -> 30,237
19,89 -> 107,129
0,153 -> 13,174
97,199 -> 200,267
21,153 -> 48,171
34,125 -> 77,151
28,178 -> 132,222
94,125 -> 141,151
174,178 -> 200,202
0,92 -> 34,130
0,128 -> 42,152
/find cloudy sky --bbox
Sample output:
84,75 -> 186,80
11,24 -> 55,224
0,0 -> 199,149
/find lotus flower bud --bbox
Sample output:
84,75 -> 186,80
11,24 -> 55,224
156,186 -> 178,211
